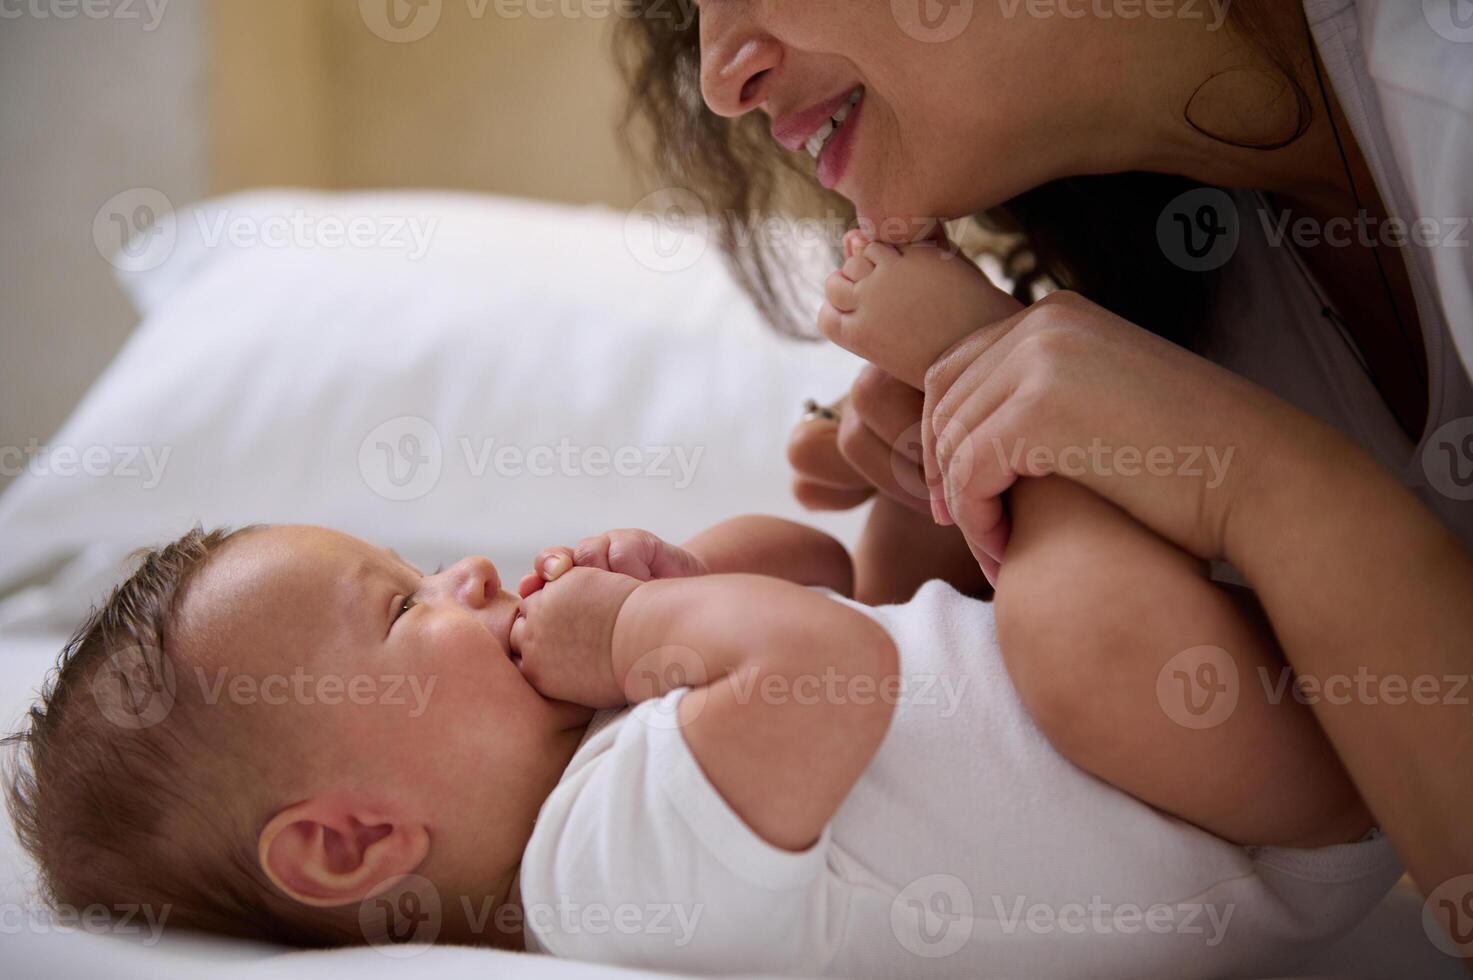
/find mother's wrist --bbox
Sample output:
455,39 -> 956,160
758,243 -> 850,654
1219,407 -> 1411,583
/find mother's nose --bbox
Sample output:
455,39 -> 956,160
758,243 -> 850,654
699,5 -> 781,117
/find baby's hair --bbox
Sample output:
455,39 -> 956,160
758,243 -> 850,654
2,524 -> 357,948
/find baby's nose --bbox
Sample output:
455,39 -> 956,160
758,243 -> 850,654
448,556 -> 500,607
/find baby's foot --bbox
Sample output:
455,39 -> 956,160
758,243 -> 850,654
819,230 -> 1024,389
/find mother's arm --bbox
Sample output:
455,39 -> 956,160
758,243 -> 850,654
835,284 -> 1473,897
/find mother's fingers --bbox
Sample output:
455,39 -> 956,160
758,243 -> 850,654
788,414 -> 870,490
849,365 -> 924,450
836,407 -> 932,515
793,478 -> 875,512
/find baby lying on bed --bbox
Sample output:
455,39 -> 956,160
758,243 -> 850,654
6,243 -> 1397,978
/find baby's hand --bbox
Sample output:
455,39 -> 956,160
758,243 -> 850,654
509,566 -> 642,707
518,529 -> 707,598
818,229 -> 1024,390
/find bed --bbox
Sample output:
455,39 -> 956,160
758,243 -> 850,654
0,190 -> 1457,979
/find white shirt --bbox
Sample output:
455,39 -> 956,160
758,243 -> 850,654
1202,1 -> 1473,551
520,581 -> 1400,978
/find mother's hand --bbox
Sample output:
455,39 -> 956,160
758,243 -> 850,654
787,363 -> 932,516
842,289 -> 1299,572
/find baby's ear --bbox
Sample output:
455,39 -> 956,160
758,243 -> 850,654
258,798 -> 429,908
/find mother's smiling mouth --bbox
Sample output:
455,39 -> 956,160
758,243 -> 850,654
772,86 -> 865,155
772,86 -> 866,191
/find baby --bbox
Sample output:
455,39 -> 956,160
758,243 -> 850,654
5,243 -> 1399,977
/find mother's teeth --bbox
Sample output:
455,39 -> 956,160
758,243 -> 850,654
806,120 -> 835,158
805,89 -> 864,161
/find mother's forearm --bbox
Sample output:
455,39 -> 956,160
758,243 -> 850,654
1226,411 -> 1473,891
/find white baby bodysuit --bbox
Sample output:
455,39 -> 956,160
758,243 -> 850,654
519,580 -> 1400,978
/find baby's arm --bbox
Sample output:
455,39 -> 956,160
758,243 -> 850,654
681,516 -> 855,596
996,476 -> 1372,848
611,575 -> 898,851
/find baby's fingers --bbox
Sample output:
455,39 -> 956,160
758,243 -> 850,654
532,546 -> 576,585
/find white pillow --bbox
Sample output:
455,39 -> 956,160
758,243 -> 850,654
0,190 -> 865,600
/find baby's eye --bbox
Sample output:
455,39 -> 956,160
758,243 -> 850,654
395,594 -> 419,622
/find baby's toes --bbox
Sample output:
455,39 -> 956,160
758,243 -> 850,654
862,240 -> 903,267
824,268 -> 859,313
841,252 -> 875,284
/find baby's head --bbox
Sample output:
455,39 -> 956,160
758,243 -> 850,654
4,524 -> 592,947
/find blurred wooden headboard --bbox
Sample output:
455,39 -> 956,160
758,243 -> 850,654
209,0 -> 646,208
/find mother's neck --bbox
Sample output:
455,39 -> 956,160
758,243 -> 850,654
1071,4 -> 1360,216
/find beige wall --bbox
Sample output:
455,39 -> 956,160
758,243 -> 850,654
211,0 -> 646,207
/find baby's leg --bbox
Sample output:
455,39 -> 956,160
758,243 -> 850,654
996,476 -> 1372,848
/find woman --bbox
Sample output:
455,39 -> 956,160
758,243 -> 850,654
617,0 -> 1473,912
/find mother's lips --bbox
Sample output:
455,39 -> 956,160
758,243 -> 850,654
772,88 -> 862,153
